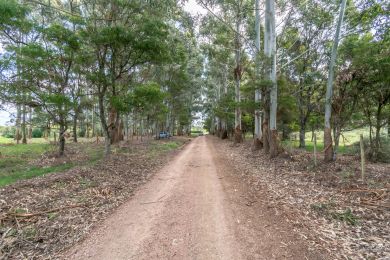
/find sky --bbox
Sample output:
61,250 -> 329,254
183,0 -> 208,15
0,111 -> 10,125
0,1 -> 208,127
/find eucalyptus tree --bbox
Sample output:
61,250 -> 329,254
233,0 -> 244,143
0,0 -> 83,155
323,0 -> 347,161
81,0 -> 173,156
199,13 -> 234,138
253,0 -> 262,149
278,0 -> 332,148
199,0 -> 256,142
264,0 -> 279,157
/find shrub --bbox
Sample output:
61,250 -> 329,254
78,128 -> 86,137
32,128 -> 43,138
1,127 -> 15,138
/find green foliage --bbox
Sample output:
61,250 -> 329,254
331,208 -> 359,226
131,83 -> 166,111
148,140 -> 185,158
1,126 -> 15,138
0,0 -> 30,31
311,201 -> 359,226
0,164 -> 74,187
31,128 -> 43,138
78,128 -> 86,138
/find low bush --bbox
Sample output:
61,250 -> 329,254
32,128 -> 43,138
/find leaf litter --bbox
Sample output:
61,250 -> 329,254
216,137 -> 389,260
0,137 -> 190,259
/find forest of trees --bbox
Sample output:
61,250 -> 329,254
199,0 -> 389,162
0,0 -> 389,162
0,0 -> 204,157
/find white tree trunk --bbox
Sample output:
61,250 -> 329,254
254,0 -> 262,144
265,0 -> 278,157
266,0 -> 277,131
234,11 -> 242,143
221,64 -> 228,138
324,0 -> 347,161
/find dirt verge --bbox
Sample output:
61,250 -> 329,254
0,137 -> 190,259
211,136 -> 389,259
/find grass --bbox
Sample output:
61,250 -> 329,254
0,143 -> 54,184
0,136 -> 54,144
282,127 -> 390,155
0,164 -> 74,187
148,139 -> 183,158
283,139 -> 353,154
311,202 -> 359,226
0,136 -> 185,187
0,137 -> 104,187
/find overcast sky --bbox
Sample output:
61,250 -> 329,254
184,0 -> 207,15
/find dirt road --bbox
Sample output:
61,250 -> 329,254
66,136 -> 325,260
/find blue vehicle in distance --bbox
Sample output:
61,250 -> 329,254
158,131 -> 171,139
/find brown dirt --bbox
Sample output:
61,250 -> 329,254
0,137 -> 189,259
65,136 -> 326,260
213,136 -> 389,259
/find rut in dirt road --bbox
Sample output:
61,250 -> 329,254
65,136 -> 325,260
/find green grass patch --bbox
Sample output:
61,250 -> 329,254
0,143 -> 52,157
154,140 -> 181,150
331,208 -> 359,226
0,136 -> 14,144
0,163 -> 74,187
282,140 -> 354,154
148,140 -> 183,158
0,143 -> 55,186
0,141 -> 104,187
311,201 -> 359,226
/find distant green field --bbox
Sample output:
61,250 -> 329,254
0,137 -> 103,187
0,136 -> 96,144
240,127 -> 388,154
0,141 -> 56,186
0,136 -> 185,187
284,127 -> 388,154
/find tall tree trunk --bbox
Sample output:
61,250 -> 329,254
234,10 -> 242,143
324,0 -> 347,162
59,124 -> 66,156
373,103 -> 383,160
86,108 -> 90,138
73,112 -> 78,143
98,92 -> 111,157
92,104 -> 95,137
333,123 -> 341,158
299,120 -> 306,148
125,114 -> 129,140
28,107 -> 32,139
262,108 -> 270,153
254,0 -> 262,150
22,103 -> 27,144
221,64 -> 228,139
15,104 -> 21,144
109,106 -> 118,144
265,0 -> 279,158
